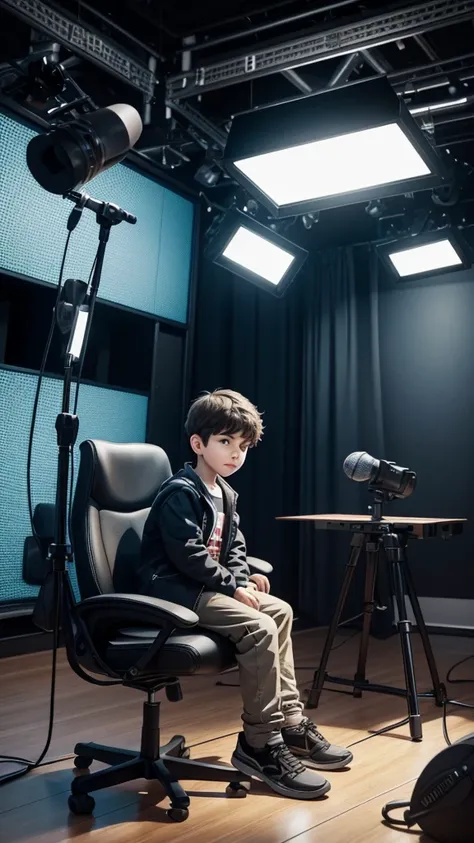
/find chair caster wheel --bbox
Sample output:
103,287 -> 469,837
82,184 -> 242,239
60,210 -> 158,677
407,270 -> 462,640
167,807 -> 189,822
74,756 -> 92,770
68,793 -> 95,815
180,747 -> 191,759
226,782 -> 248,798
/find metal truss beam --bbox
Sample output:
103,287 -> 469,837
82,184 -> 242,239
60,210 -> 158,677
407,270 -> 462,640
0,0 -> 156,96
166,99 -> 228,149
166,0 -> 474,100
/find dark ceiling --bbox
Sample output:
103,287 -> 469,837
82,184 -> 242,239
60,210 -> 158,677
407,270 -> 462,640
2,0 -> 474,249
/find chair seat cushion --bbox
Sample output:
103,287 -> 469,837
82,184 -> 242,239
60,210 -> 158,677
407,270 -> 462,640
104,627 -> 237,677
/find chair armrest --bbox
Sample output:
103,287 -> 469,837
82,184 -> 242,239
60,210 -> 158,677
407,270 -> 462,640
77,593 -> 199,629
247,556 -> 273,575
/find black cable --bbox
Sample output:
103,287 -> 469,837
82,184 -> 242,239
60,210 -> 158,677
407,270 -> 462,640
347,717 -> 410,749
1,203 -> 84,785
295,612 -> 364,670
329,626 -> 361,653
441,698 -> 474,747
446,653 -> 474,684
440,652 -> 474,746
26,229 -> 74,544
0,574 -> 62,785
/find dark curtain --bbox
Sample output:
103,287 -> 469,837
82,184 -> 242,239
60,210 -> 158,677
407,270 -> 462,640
190,259 -> 304,607
297,246 -> 385,624
191,245 -> 385,622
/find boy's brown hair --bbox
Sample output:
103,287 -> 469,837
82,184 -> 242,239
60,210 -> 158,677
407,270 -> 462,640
185,389 -> 264,447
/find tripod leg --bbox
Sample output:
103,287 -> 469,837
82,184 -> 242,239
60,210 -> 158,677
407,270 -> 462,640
403,557 -> 446,705
306,532 -> 364,709
383,533 -> 422,741
353,542 -> 378,698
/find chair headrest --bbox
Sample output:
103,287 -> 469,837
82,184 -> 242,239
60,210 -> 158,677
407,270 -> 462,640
79,440 -> 172,512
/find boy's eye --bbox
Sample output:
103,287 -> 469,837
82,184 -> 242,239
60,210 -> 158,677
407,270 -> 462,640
221,438 -> 230,445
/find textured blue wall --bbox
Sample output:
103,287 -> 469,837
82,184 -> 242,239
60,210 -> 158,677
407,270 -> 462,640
0,111 -> 194,323
0,367 -> 148,603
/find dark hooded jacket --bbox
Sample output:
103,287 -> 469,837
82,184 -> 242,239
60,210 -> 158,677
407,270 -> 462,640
138,463 -> 250,610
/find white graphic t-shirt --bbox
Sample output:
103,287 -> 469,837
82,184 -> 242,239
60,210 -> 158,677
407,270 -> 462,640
205,483 -> 225,561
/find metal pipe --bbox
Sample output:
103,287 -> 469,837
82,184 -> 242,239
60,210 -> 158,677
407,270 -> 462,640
179,0 -> 358,53
361,48 -> 392,74
167,99 -> 227,149
281,69 -> 313,94
182,35 -> 195,73
77,0 -> 165,62
436,136 -> 474,146
393,66 -> 474,95
413,33 -> 438,61
163,0 -> 304,38
143,55 -> 157,125
390,50 -> 474,80
231,55 -> 474,117
328,51 -> 361,87
431,111 -> 474,126
167,2 -> 474,101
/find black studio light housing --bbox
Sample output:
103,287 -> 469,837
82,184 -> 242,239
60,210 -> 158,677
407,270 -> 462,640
378,228 -> 472,281
223,78 -> 449,218
26,104 -> 143,194
205,210 -> 308,296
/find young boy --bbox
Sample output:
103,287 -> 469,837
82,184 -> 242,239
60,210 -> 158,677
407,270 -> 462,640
140,389 -> 352,800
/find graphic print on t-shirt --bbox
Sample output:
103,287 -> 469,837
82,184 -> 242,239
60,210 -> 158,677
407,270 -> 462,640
206,483 -> 225,562
207,511 -> 225,561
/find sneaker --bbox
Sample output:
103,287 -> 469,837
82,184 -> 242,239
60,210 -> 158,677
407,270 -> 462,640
282,717 -> 353,771
231,733 -> 331,800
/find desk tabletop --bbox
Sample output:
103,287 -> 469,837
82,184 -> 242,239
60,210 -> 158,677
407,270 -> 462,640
276,514 -> 466,524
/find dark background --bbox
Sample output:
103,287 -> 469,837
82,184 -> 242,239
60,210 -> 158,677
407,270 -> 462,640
1,0 -> 474,631
190,246 -> 474,623
2,204 -> 473,628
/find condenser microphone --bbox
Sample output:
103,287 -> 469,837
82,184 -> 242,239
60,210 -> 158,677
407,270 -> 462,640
343,451 -> 378,482
343,451 -> 417,499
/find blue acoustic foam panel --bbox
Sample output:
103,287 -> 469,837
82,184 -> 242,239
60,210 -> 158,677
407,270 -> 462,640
0,111 -> 194,323
0,367 -> 148,603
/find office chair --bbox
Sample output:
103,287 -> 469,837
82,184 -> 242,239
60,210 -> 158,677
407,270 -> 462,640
66,439 -> 272,822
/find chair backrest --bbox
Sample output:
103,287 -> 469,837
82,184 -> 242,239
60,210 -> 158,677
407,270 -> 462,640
71,440 -> 172,599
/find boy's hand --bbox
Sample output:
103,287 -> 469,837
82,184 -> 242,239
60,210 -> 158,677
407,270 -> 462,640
234,586 -> 260,610
249,574 -> 271,593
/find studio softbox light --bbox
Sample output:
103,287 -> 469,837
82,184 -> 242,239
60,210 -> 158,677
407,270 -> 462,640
205,211 -> 308,296
223,78 -> 448,218
378,229 -> 471,281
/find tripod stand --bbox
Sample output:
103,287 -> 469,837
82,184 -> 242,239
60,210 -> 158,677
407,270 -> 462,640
278,504 -> 465,742
307,524 -> 449,740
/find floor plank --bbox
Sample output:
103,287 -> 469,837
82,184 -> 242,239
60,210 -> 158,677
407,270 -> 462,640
0,628 -> 473,843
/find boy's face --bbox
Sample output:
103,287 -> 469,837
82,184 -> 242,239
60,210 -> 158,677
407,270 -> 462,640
191,431 -> 249,478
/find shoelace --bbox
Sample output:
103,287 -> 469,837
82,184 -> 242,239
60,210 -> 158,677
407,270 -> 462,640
270,742 -> 307,777
300,718 -> 330,747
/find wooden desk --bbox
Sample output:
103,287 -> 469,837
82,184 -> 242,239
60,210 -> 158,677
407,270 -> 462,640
276,513 -> 466,540
277,513 -> 466,734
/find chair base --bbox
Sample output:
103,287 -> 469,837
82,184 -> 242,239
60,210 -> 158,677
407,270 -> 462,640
70,736 -> 251,822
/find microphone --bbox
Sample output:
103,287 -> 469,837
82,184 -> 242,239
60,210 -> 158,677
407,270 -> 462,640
343,451 -> 378,482
343,451 -> 416,499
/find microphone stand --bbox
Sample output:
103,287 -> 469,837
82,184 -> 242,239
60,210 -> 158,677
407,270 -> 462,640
33,191 -> 136,644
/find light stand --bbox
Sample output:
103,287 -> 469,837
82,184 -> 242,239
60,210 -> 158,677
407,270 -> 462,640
33,191 -> 136,636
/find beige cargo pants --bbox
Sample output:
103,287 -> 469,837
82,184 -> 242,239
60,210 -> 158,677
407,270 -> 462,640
196,588 -> 304,749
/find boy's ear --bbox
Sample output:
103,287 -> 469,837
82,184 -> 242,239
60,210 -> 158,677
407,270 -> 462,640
190,434 -> 204,455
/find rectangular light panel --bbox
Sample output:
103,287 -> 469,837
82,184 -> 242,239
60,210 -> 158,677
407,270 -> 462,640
389,239 -> 464,277
222,225 -> 296,284
234,123 -> 431,207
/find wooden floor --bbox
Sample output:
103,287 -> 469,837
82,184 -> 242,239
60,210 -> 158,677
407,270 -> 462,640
1,628 -> 474,843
